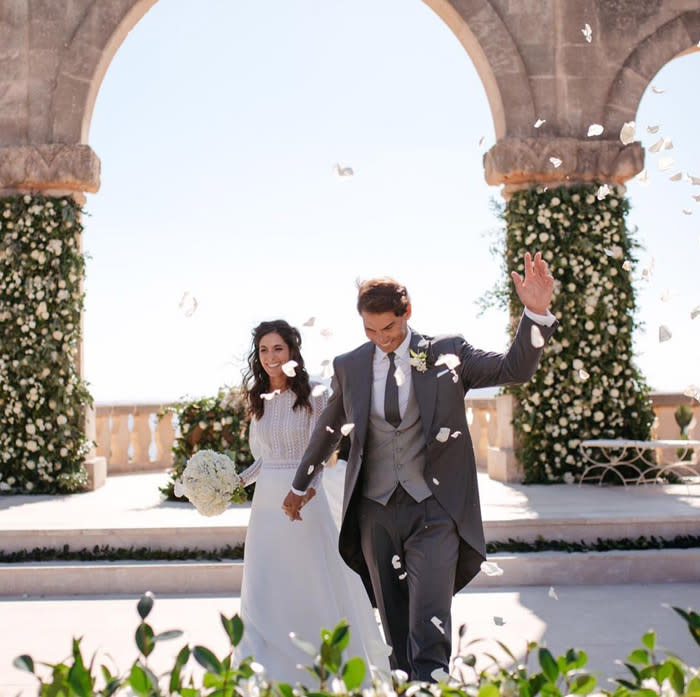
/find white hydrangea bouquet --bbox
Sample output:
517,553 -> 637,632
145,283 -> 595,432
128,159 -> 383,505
174,449 -> 248,516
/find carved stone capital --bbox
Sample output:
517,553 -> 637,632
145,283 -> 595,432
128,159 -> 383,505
484,138 -> 644,194
0,144 -> 100,194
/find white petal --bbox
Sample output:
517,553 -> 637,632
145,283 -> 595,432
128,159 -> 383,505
622,260 -> 632,271
435,353 -> 460,370
659,325 -> 672,342
669,172 -> 683,182
340,422 -> 355,436
261,389 -> 281,401
692,194 -> 700,202
430,616 -> 446,635
480,561 -> 504,577
636,168 -> 649,185
690,306 -> 700,320
619,121 -> 636,145
658,156 -> 674,171
334,163 -> 354,177
683,208 -> 693,216
282,360 -> 298,377
587,124 -> 603,137
596,184 -> 611,200
432,477 -> 440,485
549,156 -> 562,168
534,118 -> 546,128
451,431 -> 462,439
178,291 -> 198,317
250,661 -> 265,674
646,125 -> 660,134
493,616 -> 505,626
320,328 -> 333,338
394,364 -> 406,387
398,572 -> 407,580
307,465 -> 315,475
578,369 -> 590,381
683,385 -> 700,402
581,23 -> 592,42
530,324 -> 545,348
548,586 -> 559,600
325,425 -> 335,433
686,174 -> 700,185
431,669 -> 450,683
663,138 -> 673,150
391,554 -> 402,569
435,427 -> 450,443
651,85 -> 665,94
173,479 -> 185,497
289,632 -> 316,656
478,135 -> 485,147
303,317 -> 316,327
660,289 -> 675,302
311,384 -> 327,397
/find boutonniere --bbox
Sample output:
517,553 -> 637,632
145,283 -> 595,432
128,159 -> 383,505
409,349 -> 429,372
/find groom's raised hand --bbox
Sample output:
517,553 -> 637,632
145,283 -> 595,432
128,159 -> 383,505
511,251 -> 554,315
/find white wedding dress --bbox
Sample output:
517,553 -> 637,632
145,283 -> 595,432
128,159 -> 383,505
235,388 -> 390,683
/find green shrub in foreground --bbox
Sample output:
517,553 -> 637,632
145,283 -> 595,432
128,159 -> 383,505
13,593 -> 700,697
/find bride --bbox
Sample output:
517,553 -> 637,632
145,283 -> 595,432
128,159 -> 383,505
235,319 -> 390,682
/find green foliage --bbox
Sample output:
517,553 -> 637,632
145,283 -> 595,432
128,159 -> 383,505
0,194 -> 93,494
160,388 -> 255,500
496,184 -> 655,483
14,593 -> 699,697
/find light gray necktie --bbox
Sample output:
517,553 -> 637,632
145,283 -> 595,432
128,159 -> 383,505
384,352 -> 401,429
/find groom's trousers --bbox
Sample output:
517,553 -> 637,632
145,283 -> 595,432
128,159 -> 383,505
358,487 -> 459,681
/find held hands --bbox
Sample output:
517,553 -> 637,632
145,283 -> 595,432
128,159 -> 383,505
510,251 -> 554,315
282,487 -> 316,521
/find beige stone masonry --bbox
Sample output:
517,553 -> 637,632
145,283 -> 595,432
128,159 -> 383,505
483,138 -> 645,194
0,144 -> 100,194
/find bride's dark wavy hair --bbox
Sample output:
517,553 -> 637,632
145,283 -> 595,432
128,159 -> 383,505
242,319 -> 312,420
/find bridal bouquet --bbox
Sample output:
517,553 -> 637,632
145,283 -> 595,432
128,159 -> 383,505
174,449 -> 248,516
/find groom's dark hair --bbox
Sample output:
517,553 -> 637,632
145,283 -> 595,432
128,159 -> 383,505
356,277 -> 410,316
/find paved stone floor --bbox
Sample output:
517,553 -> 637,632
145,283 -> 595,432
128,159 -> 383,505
1,583 -> 698,695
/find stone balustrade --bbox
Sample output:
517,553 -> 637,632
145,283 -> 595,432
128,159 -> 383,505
94,393 -> 698,478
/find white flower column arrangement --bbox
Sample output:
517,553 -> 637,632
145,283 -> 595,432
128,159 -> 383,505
0,194 -> 92,493
499,185 -> 655,483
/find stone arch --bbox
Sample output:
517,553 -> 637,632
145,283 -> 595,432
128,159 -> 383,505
52,0 -> 533,146
604,10 -> 700,134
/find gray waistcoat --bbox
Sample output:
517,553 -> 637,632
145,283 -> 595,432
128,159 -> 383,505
362,380 -> 431,505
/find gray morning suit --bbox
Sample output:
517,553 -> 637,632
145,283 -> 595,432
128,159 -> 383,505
292,313 -> 556,680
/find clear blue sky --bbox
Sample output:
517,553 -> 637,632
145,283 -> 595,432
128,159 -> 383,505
83,0 -> 700,403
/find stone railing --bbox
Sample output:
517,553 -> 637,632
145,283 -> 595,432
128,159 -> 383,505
95,403 -> 176,473
94,393 -> 697,478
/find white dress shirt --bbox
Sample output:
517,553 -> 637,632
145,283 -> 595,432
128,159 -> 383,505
371,328 -> 413,423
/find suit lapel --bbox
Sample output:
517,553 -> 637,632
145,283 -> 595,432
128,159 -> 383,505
349,342 -> 374,450
410,331 -> 437,441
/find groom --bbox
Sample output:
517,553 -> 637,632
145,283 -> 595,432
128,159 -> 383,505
283,251 -> 557,681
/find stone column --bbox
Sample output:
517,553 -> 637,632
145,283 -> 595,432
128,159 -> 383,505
0,144 -> 107,489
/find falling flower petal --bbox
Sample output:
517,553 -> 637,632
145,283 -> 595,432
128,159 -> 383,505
658,156 -> 674,171
658,325 -> 672,342
435,353 -> 460,370
649,137 -> 664,153
178,291 -> 198,317
534,118 -> 546,128
578,369 -> 590,381
651,85 -> 665,94
282,360 -> 298,377
289,632 -> 317,656
303,317 -> 316,327
690,306 -> 700,320
451,431 -> 462,439
262,389 -> 281,400
333,163 -> 354,177
340,423 -> 355,436
549,156 -> 562,168
587,124 -> 604,137
478,135 -> 485,147
683,208 -> 693,215
174,479 -> 185,497
692,194 -> 700,202
686,174 -> 700,185
548,586 -> 559,600
581,23 -> 592,42
391,555 -> 402,569
684,385 -> 700,402
641,257 -> 655,280
311,384 -> 327,397
604,245 -> 623,258
663,138 -> 673,150
394,364 -> 406,387
307,465 -> 315,475
669,172 -> 683,182
620,121 -> 635,145
646,125 -> 660,134
398,571 -> 407,580
530,324 -> 545,348
493,616 -> 505,626
320,328 -> 333,338
325,425 -> 335,433
622,260 -> 632,271
431,669 -> 450,683
636,168 -> 649,185
431,616 -> 446,635
660,289 -> 676,302
432,477 -> 440,485
596,184 -> 611,200
436,427 -> 451,443
480,561 -> 504,577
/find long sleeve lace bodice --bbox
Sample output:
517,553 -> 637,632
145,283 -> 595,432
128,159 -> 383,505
238,387 -> 328,487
